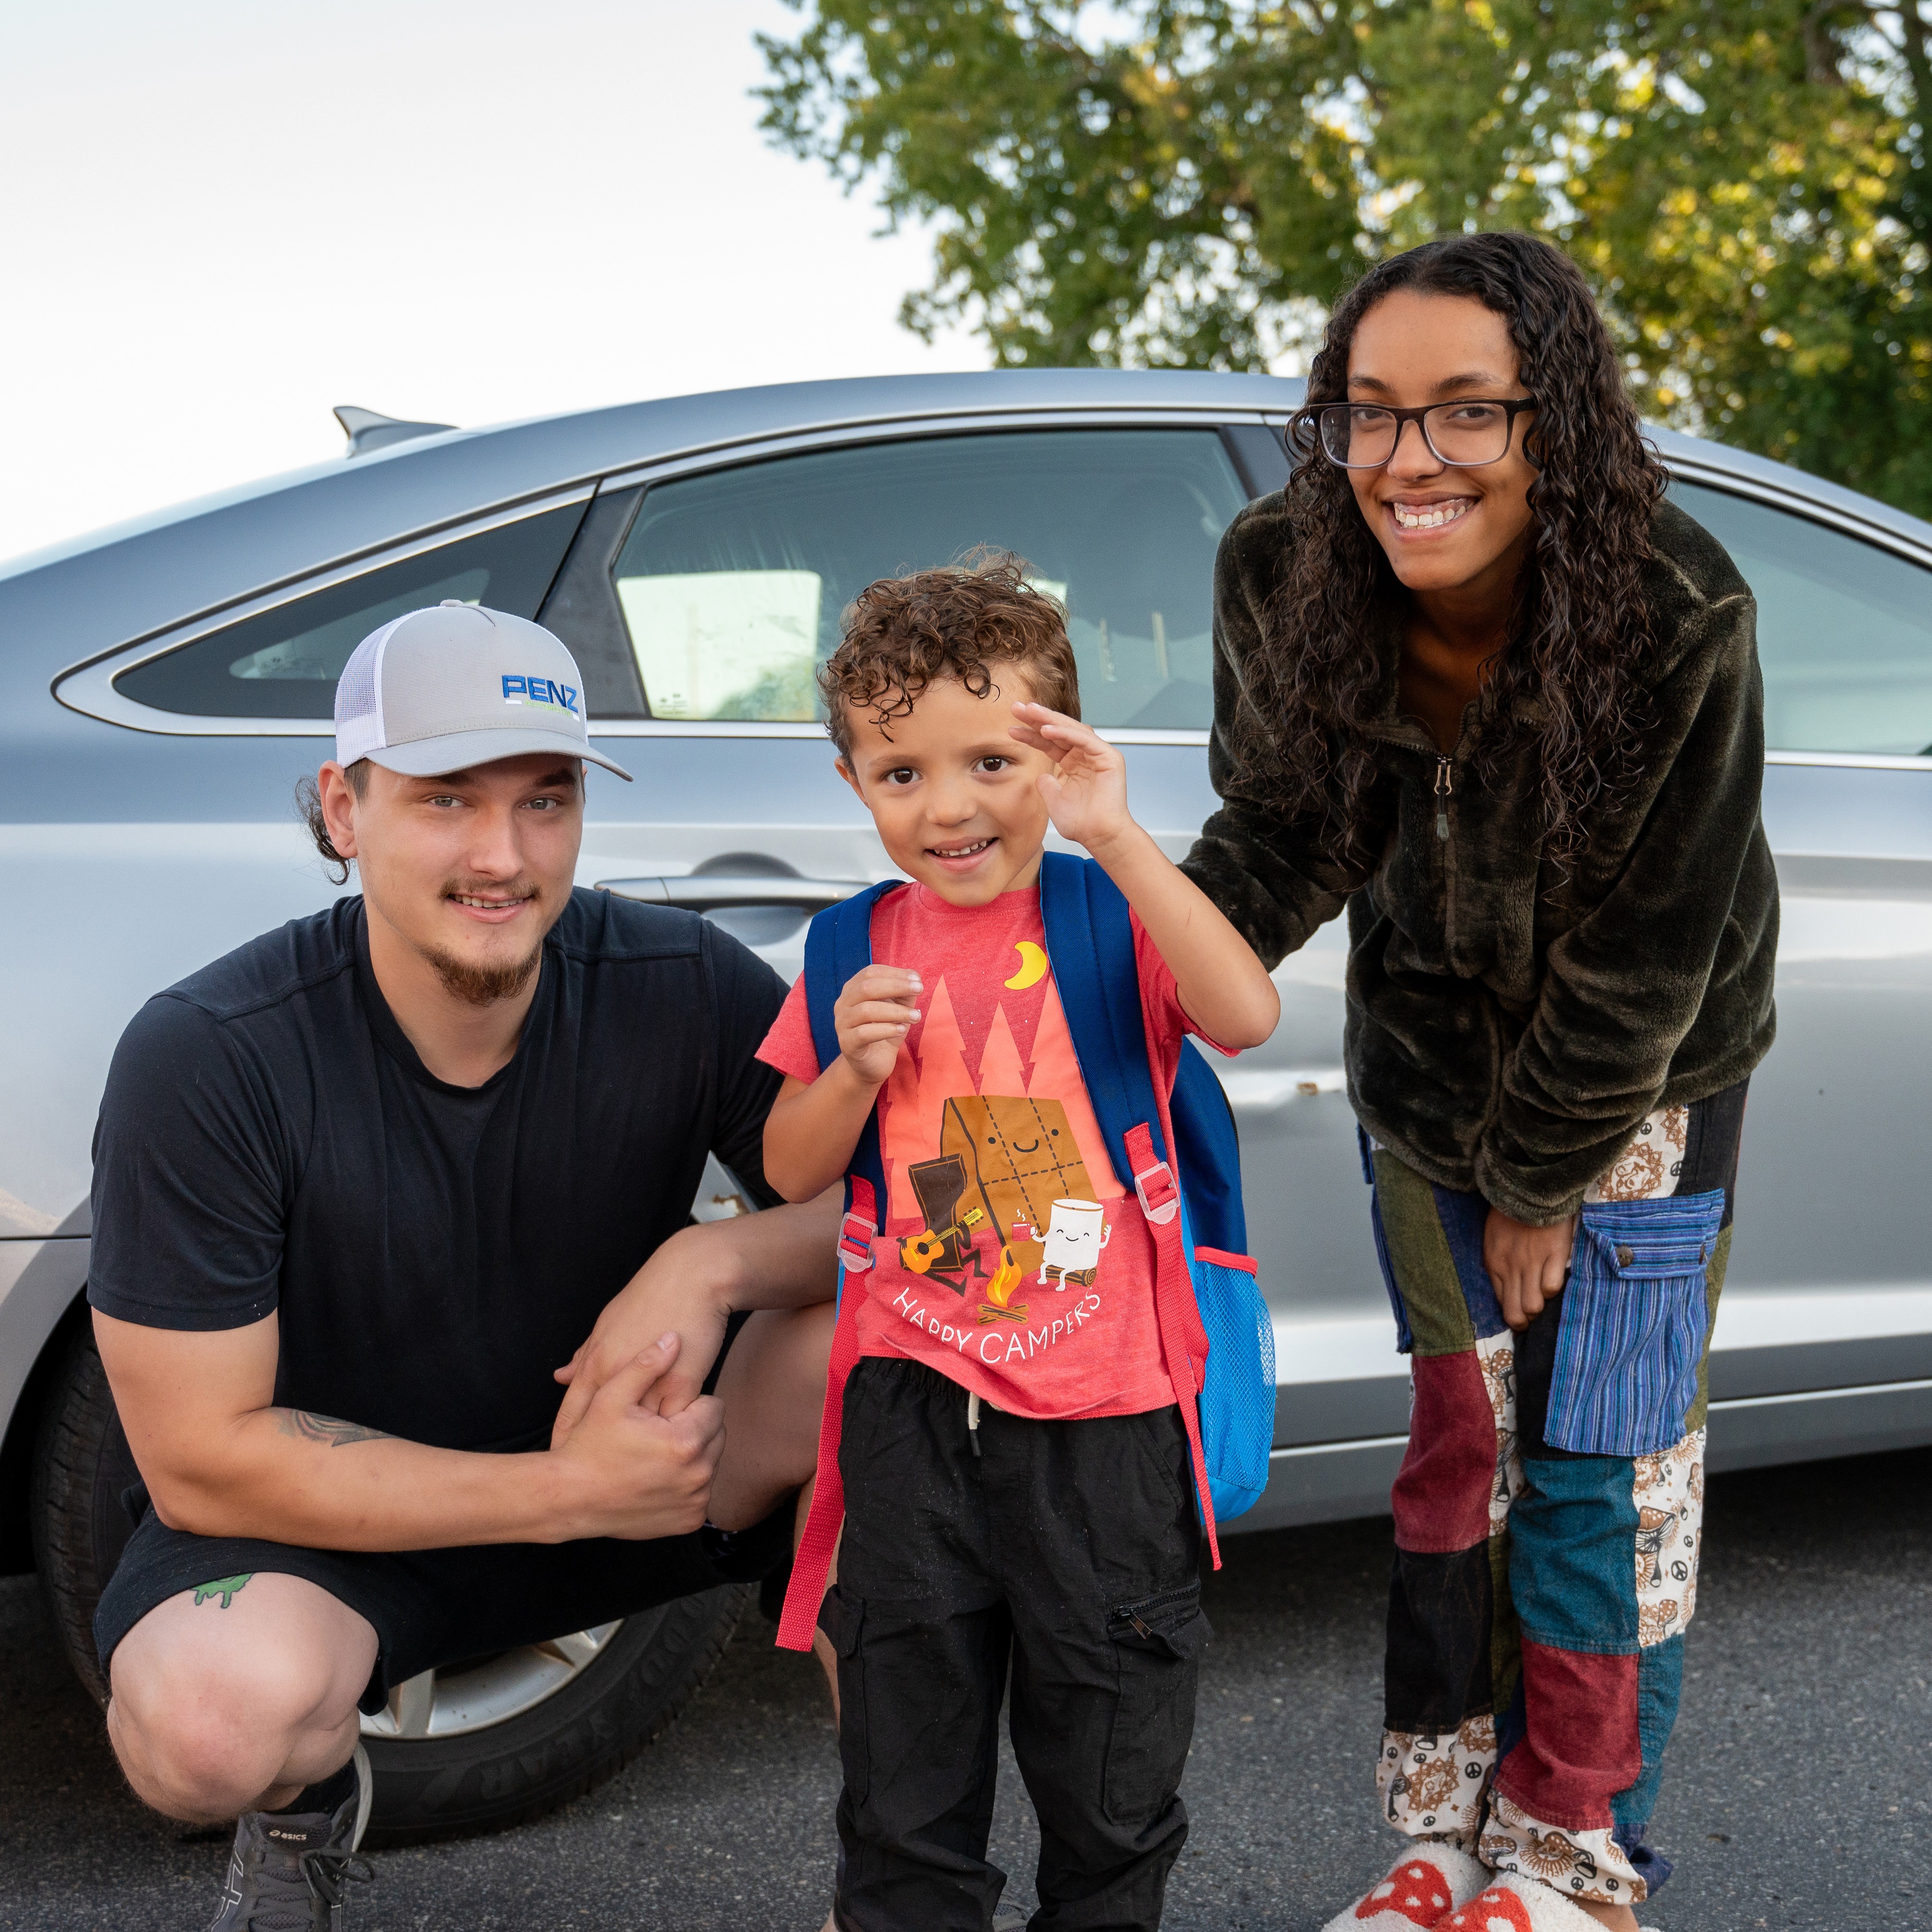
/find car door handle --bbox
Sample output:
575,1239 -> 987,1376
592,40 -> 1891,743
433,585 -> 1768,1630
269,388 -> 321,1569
1215,1067 -> 1347,1113
595,874 -> 871,913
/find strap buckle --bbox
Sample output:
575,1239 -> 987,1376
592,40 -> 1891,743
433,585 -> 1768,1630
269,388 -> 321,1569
1133,1159 -> 1179,1226
837,1211 -> 877,1272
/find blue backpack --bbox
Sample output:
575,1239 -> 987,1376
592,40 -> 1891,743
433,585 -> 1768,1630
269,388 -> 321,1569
776,852 -> 1275,1652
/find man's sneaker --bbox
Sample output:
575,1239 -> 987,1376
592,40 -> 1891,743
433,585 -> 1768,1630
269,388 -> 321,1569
207,1741 -> 374,1930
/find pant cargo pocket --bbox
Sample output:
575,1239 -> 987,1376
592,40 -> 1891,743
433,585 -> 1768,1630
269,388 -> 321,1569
1102,1584 -> 1210,1827
1545,1190 -> 1725,1457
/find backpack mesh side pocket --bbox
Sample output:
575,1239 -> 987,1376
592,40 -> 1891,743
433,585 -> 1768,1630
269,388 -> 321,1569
1192,1246 -> 1275,1518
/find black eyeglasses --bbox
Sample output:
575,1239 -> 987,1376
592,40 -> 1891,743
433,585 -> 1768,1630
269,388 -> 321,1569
1311,398 -> 1537,470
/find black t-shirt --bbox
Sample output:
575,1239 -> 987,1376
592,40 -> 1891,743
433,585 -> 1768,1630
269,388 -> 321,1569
88,889 -> 787,1454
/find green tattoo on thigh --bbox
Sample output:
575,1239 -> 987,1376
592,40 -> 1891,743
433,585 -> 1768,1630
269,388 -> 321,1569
192,1573 -> 254,1609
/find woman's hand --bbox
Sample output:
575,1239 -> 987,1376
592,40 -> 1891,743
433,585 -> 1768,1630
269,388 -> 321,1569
1009,701 -> 1133,857
833,966 -> 920,1086
1485,1206 -> 1577,1331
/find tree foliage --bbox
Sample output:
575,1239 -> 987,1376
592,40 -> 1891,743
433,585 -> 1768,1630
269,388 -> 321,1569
758,3 -> 1932,514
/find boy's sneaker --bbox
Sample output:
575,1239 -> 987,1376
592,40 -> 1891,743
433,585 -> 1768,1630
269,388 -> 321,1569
1437,1873 -> 1660,1931
1322,1844 -> 1488,1928
207,1741 -> 374,1930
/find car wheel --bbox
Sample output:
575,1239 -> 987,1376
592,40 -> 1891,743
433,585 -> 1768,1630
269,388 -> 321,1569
355,1587 -> 748,1846
28,1317 -> 139,1708
28,1319 -> 751,1844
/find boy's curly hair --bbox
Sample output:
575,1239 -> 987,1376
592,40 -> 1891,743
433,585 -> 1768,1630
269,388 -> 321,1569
820,549 -> 1080,761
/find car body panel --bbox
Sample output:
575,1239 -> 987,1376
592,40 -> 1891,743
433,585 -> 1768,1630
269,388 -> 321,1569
5,369 -> 1931,1545
0,1238 -> 90,1426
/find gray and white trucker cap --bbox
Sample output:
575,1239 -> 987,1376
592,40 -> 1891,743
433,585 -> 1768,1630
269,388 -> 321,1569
334,601 -> 633,780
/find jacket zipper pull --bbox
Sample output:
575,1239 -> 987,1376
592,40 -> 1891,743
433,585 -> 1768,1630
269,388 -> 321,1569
1434,756 -> 1452,841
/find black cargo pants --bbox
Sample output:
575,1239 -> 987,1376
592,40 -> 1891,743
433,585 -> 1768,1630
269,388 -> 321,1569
824,1357 -> 1208,1932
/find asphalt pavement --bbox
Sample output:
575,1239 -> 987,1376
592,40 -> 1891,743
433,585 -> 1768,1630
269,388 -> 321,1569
2,1444 -> 1927,1932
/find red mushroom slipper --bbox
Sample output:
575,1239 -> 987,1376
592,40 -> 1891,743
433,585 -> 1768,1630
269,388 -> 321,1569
1320,1844 -> 1488,1929
1437,1873 -> 1660,1932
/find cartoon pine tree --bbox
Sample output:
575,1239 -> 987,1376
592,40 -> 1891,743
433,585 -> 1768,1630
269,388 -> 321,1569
978,1002 -> 1029,1099
884,976 -> 973,1221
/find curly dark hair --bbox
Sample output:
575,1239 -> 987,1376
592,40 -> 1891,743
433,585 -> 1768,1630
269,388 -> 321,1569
821,548 -> 1078,760
1256,231 -> 1667,862
295,759 -> 370,884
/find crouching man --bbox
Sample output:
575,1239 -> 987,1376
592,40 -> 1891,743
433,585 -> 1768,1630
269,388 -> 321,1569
88,604 -> 836,1930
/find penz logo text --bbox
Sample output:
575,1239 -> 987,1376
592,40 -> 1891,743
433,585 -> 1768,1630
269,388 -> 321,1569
501,673 -> 580,713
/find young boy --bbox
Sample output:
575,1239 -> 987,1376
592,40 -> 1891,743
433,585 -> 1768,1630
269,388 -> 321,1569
758,555 -> 1279,1932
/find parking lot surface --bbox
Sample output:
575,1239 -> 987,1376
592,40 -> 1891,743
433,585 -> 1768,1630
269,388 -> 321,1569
2,1444 -> 1926,1931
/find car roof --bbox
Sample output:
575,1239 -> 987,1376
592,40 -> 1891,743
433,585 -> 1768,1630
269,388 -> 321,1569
10,369 -> 1932,683
2,371 -> 1298,677
1645,422 -> 1932,550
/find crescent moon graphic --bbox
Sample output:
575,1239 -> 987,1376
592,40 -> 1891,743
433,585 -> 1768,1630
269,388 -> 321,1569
1005,941 -> 1049,990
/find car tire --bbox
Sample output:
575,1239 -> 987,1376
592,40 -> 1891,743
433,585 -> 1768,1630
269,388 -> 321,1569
357,1588 -> 748,1846
28,1319 -> 752,1844
29,1316 -> 139,1708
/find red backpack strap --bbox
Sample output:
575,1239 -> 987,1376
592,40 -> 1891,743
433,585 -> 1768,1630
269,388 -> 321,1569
1126,1121 -> 1220,1570
776,1175 -> 875,1651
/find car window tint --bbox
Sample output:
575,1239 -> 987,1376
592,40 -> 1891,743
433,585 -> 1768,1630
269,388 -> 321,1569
610,430 -> 1250,729
113,504 -> 586,719
1670,480 -> 1932,755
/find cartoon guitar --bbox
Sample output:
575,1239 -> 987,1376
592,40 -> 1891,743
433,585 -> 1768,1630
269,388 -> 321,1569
900,1205 -> 986,1275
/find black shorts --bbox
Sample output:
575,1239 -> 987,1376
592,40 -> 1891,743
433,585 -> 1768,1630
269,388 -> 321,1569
94,1312 -> 794,1715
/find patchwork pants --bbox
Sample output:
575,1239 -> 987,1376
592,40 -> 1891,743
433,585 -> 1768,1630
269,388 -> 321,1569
1366,1082 -> 1746,1909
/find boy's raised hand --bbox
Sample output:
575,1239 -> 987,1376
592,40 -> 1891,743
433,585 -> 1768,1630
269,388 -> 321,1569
834,966 -> 922,1086
1012,700 -> 1282,1054
1009,701 -> 1133,856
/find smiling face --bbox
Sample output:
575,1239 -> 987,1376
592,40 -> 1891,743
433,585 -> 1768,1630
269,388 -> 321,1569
1344,289 -> 1539,606
320,751 -> 584,1003
835,667 -> 1055,906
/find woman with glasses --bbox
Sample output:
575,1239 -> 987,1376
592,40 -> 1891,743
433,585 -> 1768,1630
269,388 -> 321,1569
1183,232 -> 1777,1932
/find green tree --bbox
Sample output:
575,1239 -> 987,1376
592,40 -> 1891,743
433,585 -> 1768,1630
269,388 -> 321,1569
759,2 -> 1932,514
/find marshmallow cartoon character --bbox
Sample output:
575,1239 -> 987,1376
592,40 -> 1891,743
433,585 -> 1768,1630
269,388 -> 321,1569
1030,1199 -> 1111,1289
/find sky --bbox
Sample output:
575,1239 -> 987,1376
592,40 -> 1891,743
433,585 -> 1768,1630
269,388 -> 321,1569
0,0 -> 978,561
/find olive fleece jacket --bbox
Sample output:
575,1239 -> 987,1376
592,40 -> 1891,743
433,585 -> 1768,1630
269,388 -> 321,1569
1181,495 -> 1779,1226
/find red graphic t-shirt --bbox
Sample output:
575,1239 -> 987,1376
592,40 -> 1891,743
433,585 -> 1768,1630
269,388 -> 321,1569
758,880 -> 1218,1421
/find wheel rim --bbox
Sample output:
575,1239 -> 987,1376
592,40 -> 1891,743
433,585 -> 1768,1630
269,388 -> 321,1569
359,1621 -> 623,1739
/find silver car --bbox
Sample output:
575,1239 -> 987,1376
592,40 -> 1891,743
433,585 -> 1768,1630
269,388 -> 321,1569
5,371 -> 1929,1842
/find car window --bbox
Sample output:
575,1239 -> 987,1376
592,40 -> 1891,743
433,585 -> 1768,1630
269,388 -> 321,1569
113,503 -> 586,719
610,429 -> 1252,730
1670,480 -> 1932,755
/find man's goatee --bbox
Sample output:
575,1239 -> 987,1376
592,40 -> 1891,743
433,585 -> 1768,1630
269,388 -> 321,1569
423,944 -> 543,1007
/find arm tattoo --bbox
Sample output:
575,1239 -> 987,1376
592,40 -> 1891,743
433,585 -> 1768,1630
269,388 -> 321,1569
274,1408 -> 395,1448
